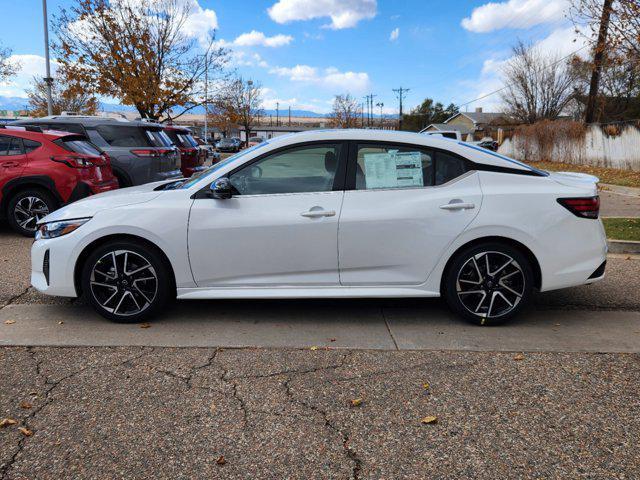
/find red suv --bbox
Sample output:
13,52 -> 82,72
163,125 -> 207,177
0,126 -> 118,236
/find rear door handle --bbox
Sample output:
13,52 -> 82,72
440,202 -> 475,211
301,209 -> 336,218
2,162 -> 19,168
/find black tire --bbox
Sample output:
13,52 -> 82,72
81,240 -> 173,323
443,242 -> 534,326
7,188 -> 57,237
114,171 -> 131,188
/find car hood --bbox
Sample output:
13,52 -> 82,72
39,181 -> 170,224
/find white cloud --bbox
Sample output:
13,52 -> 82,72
461,0 -> 569,33
233,30 -> 293,48
269,64 -> 370,92
0,54 -> 59,98
180,0 -> 219,44
259,87 -> 330,112
267,0 -> 377,29
389,28 -> 399,41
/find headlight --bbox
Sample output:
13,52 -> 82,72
36,218 -> 91,240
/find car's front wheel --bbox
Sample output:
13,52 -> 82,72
443,242 -> 534,325
81,240 -> 173,323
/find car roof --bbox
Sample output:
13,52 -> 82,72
0,126 -> 79,141
259,129 -> 537,172
12,116 -> 163,128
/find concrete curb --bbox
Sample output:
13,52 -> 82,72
600,183 -> 640,197
608,239 -> 640,254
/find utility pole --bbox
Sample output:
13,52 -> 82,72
276,102 -> 279,126
42,0 -> 53,116
360,103 -> 364,128
376,102 -> 384,128
288,106 -> 291,126
393,87 -> 409,130
203,54 -> 208,142
585,0 -> 613,124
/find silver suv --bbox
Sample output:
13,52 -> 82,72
13,116 -> 182,186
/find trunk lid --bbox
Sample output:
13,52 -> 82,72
548,171 -> 599,195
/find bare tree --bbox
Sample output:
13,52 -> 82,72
329,94 -> 360,128
54,0 -> 227,120
27,75 -> 98,117
500,42 -> 578,124
571,0 -> 640,57
0,42 -> 18,83
213,77 -> 263,146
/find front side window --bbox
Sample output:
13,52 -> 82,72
0,137 -> 24,156
229,143 -> 342,196
355,144 -> 434,190
0,135 -> 13,156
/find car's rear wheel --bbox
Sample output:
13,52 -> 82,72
7,188 -> 57,237
443,242 -> 534,325
81,240 -> 172,323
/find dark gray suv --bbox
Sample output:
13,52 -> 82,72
13,116 -> 182,186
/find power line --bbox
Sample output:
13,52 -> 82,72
455,44 -> 590,110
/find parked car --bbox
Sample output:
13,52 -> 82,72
13,116 -> 182,187
475,139 -> 499,151
193,135 -> 221,163
216,137 -> 240,153
31,129 -> 606,325
163,125 -> 208,178
421,130 -> 463,141
0,125 -> 118,236
248,136 -> 265,148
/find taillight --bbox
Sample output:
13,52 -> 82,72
50,155 -> 96,168
130,148 -> 172,158
557,196 -> 600,219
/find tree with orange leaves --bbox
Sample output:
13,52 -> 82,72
54,0 -> 227,120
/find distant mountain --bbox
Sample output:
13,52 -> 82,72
0,96 -> 30,111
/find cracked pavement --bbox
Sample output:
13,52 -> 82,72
2,347 -> 640,479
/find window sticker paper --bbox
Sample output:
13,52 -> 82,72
363,151 -> 423,189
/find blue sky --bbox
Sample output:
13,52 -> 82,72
0,0 -> 586,114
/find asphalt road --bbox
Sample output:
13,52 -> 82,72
2,347 -> 639,479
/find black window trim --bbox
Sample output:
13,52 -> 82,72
193,140 -> 350,199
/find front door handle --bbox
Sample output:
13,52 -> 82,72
301,209 -> 336,218
440,202 -> 475,211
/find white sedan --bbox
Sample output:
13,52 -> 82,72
31,130 -> 607,325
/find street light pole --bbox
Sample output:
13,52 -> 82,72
203,54 -> 208,143
42,0 -> 53,116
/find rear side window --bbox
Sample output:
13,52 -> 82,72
355,143 -> 434,190
435,151 -> 468,185
146,129 -> 172,147
53,138 -> 102,156
23,139 -> 42,153
96,125 -> 153,147
0,136 -> 24,156
164,129 -> 194,148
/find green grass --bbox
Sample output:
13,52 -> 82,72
603,218 -> 640,241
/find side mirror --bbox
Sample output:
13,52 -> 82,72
209,177 -> 232,199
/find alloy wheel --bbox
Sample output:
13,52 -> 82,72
90,250 -> 158,317
14,196 -> 50,232
456,251 -> 525,319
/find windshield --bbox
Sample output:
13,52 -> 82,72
178,141 -> 270,189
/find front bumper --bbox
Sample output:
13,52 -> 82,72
31,238 -> 78,297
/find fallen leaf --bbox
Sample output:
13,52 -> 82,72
554,323 -> 561,327
421,416 -> 438,425
422,382 -> 430,390
309,346 -> 319,351
513,353 -> 525,361
216,455 -> 226,465
0,418 -> 18,428
4,319 -> 15,325
350,398 -> 363,407
139,323 -> 151,329
58,321 -> 64,325
329,338 -> 336,342
19,401 -> 32,409
18,427 -> 33,436
210,402 -> 216,415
